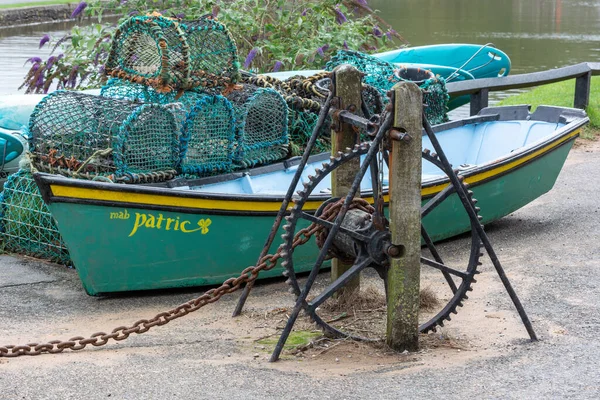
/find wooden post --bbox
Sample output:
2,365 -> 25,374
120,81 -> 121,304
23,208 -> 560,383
386,82 -> 423,352
574,71 -> 592,109
470,88 -> 489,116
330,64 -> 362,293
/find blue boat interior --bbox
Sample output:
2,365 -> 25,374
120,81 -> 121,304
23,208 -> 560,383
190,118 -> 564,196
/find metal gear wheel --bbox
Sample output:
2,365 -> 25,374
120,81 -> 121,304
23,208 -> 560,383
278,141 -> 484,340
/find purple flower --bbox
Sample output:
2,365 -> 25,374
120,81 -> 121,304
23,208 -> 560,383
46,56 -> 57,70
98,65 -> 105,74
316,44 -> 330,57
71,1 -> 87,18
301,8 -> 308,16
334,6 -> 347,24
39,34 -> 50,49
24,57 -> 42,66
67,65 -> 79,88
120,0 -> 127,4
273,61 -> 283,72
343,40 -> 349,50
243,48 -> 258,69
36,73 -> 45,89
355,0 -> 372,11
373,25 -> 383,37
175,13 -> 185,19
93,49 -> 105,65
385,31 -> 392,40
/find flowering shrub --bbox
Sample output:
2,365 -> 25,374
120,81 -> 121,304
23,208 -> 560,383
21,0 -> 405,94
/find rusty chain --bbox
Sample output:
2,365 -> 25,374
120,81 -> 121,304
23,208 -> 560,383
0,198 -> 367,358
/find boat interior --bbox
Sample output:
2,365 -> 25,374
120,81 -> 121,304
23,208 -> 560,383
170,105 -> 585,196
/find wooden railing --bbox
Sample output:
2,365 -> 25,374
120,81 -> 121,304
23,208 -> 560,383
445,62 -> 600,115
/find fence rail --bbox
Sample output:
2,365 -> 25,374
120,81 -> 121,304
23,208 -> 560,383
446,62 -> 600,115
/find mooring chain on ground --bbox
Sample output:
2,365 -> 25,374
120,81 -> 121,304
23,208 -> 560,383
0,198 -> 374,358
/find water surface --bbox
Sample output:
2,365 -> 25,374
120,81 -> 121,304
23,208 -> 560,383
1,0 -> 599,100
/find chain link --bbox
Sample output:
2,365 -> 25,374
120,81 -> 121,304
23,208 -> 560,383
0,195 -> 377,358
0,221 -> 322,358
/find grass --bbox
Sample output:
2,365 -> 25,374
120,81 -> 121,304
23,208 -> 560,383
256,330 -> 322,352
0,0 -> 76,10
497,77 -> 600,140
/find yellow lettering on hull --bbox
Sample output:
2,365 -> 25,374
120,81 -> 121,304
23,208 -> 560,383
111,210 -> 212,237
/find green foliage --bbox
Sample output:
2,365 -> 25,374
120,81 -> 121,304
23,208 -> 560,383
21,23 -> 113,93
22,0 -> 405,94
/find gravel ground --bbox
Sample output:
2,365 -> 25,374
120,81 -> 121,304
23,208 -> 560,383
0,140 -> 599,399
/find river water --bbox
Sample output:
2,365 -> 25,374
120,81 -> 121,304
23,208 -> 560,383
0,0 -> 599,99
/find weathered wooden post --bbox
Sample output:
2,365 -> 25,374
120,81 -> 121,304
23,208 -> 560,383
470,88 -> 489,116
574,71 -> 592,109
330,64 -> 362,293
386,81 -> 423,351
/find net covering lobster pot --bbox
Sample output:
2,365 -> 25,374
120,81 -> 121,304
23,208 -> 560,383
326,50 -> 449,124
225,85 -> 289,168
105,16 -> 240,92
179,94 -> 236,175
101,78 -> 218,129
28,91 -> 180,177
101,78 -> 206,110
0,169 -> 71,265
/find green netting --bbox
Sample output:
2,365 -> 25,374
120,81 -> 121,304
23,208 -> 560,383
180,94 -> 236,175
287,103 -> 331,156
225,84 -> 289,168
101,77 -> 205,110
326,50 -> 449,124
102,79 -> 237,177
28,91 -> 179,177
0,168 -> 71,265
105,15 -> 240,93
242,73 -> 385,156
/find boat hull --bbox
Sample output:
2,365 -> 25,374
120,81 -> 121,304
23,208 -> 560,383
36,118 -> 580,295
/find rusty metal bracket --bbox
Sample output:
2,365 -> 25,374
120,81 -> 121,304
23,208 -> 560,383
331,109 -> 380,136
389,128 -> 412,143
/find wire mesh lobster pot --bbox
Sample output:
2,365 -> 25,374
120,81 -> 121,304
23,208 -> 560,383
225,85 -> 289,168
0,168 -> 71,265
101,79 -> 237,176
105,16 -> 240,93
28,91 -> 180,177
180,94 -> 236,175
326,50 -> 448,124
101,78 -> 206,110
394,66 -> 449,124
101,77 -> 206,129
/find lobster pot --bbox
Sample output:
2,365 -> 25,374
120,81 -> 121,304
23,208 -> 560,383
395,66 -> 449,125
28,91 -> 179,176
326,50 -> 396,93
326,50 -> 448,125
101,78 -> 212,110
0,169 -> 71,265
180,94 -> 236,175
100,78 -> 209,128
105,16 -> 240,92
225,85 -> 289,168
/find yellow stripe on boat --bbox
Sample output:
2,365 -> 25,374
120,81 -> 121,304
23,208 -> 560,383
50,129 -> 579,212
